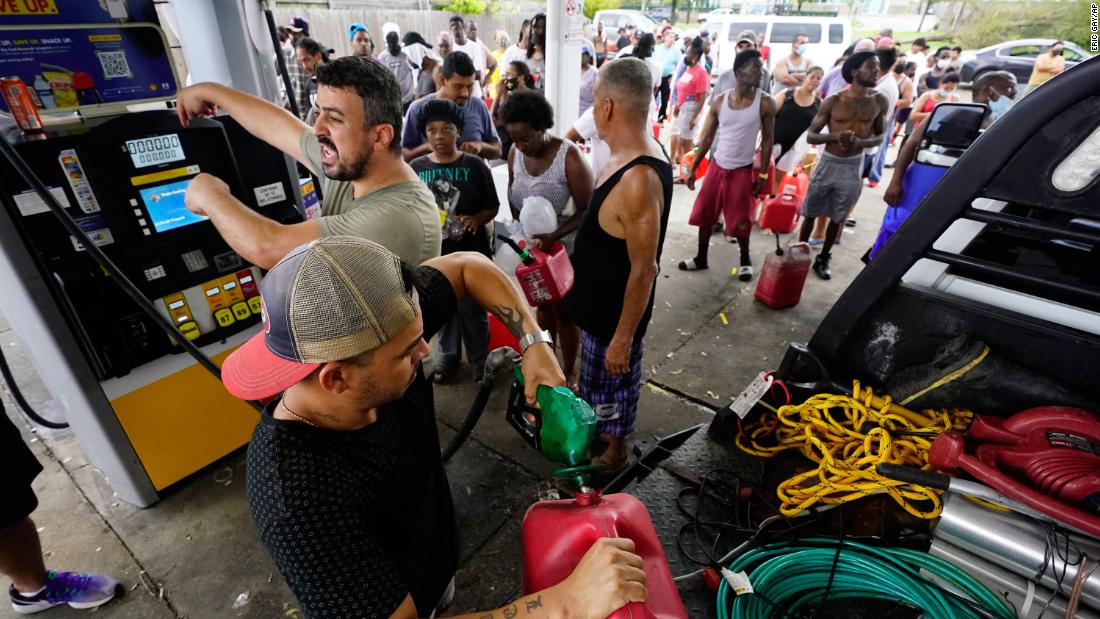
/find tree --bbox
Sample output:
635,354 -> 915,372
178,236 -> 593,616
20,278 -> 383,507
954,0 -> 1092,49
441,0 -> 487,15
584,0 -> 622,19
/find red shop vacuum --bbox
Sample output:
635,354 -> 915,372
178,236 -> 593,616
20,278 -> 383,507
930,405 -> 1100,538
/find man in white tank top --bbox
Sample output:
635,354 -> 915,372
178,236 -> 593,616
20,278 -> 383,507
678,49 -> 775,281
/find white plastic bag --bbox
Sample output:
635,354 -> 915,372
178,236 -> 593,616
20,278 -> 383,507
519,196 -> 558,237
493,219 -> 527,276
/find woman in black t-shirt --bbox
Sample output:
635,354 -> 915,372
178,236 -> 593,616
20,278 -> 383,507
410,99 -> 500,383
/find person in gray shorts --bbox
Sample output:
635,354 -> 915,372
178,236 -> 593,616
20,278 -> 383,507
798,50 -> 890,279
801,150 -> 863,225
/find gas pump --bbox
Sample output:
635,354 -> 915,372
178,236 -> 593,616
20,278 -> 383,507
0,1 -> 302,506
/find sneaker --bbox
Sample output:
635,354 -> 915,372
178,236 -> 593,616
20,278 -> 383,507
10,571 -> 121,614
807,238 -> 825,248
813,254 -> 832,280
867,180 -> 878,188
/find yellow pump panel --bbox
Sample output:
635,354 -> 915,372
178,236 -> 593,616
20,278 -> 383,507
108,347 -> 258,490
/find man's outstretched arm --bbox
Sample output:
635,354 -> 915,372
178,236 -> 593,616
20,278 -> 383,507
177,82 -> 313,170
184,173 -> 320,270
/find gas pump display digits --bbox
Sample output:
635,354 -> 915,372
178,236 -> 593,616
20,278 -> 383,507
126,133 -> 184,168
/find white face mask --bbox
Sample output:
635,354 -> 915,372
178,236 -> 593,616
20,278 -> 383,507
936,59 -> 950,70
937,88 -> 949,97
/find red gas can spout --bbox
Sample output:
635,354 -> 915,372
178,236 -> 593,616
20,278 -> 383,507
574,487 -> 601,507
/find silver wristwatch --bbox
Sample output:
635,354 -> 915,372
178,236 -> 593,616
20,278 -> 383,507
519,330 -> 553,353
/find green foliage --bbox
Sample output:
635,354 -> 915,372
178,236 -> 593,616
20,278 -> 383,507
441,0 -> 487,15
584,0 -> 623,20
954,0 -> 1092,49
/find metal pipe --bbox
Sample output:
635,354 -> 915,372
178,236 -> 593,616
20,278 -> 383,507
925,248 -> 1100,303
928,540 -> 1100,619
962,208 -> 1100,245
933,492 -> 1100,611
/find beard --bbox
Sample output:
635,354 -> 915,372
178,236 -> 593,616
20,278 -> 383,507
319,137 -> 370,181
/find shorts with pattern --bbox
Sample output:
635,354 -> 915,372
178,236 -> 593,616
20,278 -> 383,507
801,150 -> 864,224
578,331 -> 644,437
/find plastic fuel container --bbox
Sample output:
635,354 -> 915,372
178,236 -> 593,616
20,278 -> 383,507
523,491 -> 688,619
754,242 -> 812,309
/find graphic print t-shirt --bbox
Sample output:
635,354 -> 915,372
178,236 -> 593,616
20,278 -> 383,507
410,152 -> 499,256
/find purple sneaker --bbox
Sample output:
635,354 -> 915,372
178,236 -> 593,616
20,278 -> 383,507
9,570 -> 121,614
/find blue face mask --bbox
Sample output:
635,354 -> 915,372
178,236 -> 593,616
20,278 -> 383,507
987,89 -> 1015,120
796,44 -> 807,56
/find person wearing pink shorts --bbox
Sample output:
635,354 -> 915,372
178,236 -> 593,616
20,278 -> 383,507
679,49 -> 775,281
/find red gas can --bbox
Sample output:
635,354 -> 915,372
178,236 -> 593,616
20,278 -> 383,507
523,492 -> 688,619
776,166 -> 809,199
679,149 -> 708,182
757,193 -> 802,233
754,242 -> 812,309
515,242 -> 574,306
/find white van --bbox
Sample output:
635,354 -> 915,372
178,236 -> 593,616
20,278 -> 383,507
704,15 -> 851,77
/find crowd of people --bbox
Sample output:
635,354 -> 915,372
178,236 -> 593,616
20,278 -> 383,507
3,11 -> 1039,619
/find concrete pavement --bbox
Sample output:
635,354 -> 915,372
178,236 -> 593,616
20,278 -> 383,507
0,149 -> 899,618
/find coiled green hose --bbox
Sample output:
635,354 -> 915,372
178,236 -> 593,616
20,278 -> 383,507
716,538 -> 1015,619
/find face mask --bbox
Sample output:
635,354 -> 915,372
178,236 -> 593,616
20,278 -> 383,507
936,59 -> 950,70
937,88 -> 949,97
796,44 -> 807,55
1052,48 -> 1064,56
987,89 -> 1016,119
505,78 -> 518,91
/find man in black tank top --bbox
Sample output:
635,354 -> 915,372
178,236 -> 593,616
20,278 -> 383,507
570,58 -> 673,470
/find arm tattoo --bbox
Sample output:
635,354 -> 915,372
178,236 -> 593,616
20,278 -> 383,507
525,595 -> 543,613
492,304 -> 526,339
502,603 -> 518,619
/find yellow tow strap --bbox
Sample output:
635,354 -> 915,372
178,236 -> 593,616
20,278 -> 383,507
736,381 -> 973,519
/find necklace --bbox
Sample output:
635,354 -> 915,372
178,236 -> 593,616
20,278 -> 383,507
280,399 -> 317,427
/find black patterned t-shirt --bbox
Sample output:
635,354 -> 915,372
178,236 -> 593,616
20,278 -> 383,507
246,266 -> 458,618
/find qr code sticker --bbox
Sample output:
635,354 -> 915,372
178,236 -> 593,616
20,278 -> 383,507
97,50 -> 133,79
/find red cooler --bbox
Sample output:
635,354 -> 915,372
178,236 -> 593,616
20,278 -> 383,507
754,242 -> 812,309
523,491 -> 688,619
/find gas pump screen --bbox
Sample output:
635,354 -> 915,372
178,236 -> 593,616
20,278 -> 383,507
127,134 -> 185,168
139,179 -> 208,233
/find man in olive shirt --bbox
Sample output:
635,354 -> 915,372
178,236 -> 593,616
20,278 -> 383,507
180,56 -> 440,268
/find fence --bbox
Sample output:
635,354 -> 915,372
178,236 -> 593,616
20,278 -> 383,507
272,7 -> 543,58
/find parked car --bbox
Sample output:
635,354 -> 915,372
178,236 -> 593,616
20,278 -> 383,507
648,7 -> 673,22
593,9 -> 658,54
959,39 -> 1092,84
703,14 -> 851,76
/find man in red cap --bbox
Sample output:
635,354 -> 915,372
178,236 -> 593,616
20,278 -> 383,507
227,237 -> 647,619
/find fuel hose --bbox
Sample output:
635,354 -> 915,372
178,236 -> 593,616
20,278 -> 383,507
716,538 -> 1014,619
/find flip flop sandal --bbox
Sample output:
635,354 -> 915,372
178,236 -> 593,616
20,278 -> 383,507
678,258 -> 708,271
738,265 -> 755,282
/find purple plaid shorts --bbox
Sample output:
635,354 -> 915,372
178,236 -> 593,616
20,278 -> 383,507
578,330 -> 644,437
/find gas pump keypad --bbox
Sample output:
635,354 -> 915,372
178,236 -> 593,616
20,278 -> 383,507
0,111 -> 300,377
